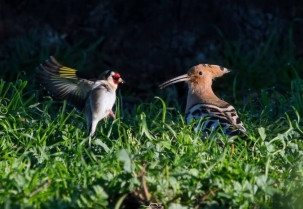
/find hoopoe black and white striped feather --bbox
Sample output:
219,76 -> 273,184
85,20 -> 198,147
160,64 -> 247,138
186,103 -> 246,137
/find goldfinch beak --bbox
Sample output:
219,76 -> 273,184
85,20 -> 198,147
159,74 -> 191,89
118,78 -> 125,84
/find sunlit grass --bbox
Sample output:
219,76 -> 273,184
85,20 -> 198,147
1,24 -> 303,208
0,79 -> 303,209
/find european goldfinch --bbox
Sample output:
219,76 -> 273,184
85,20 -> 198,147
37,56 -> 124,146
160,64 -> 246,138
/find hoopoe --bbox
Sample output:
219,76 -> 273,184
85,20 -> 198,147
37,56 -> 124,146
160,64 -> 246,138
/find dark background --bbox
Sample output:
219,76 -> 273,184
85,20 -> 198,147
1,0 -> 303,108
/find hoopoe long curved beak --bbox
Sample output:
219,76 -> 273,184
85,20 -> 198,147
159,74 -> 190,89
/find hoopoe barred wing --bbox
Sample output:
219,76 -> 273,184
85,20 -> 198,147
186,104 -> 246,137
36,56 -> 94,110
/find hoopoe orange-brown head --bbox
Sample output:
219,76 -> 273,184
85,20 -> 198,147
159,64 -> 230,89
188,64 -> 230,84
159,64 -> 246,137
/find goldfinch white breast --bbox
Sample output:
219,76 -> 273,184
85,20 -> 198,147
37,56 -> 124,146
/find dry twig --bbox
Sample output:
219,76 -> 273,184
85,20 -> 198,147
141,164 -> 150,202
29,179 -> 51,197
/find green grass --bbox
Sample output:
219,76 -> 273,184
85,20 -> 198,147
1,78 -> 303,209
1,25 -> 303,208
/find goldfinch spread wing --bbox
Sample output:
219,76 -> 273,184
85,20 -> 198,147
37,56 -> 94,110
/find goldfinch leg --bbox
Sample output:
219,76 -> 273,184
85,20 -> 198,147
88,119 -> 98,147
108,110 -> 116,119
88,135 -> 92,147
105,110 -> 116,119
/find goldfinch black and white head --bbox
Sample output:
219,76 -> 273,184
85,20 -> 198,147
37,56 -> 124,146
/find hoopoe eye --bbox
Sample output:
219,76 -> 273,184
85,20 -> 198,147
198,71 -> 203,76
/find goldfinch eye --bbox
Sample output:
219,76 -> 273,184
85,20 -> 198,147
199,71 -> 203,76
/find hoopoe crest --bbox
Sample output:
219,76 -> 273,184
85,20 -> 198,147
160,64 -> 246,138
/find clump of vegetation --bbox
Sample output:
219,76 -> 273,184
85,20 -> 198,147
1,25 -> 303,208
0,75 -> 303,208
